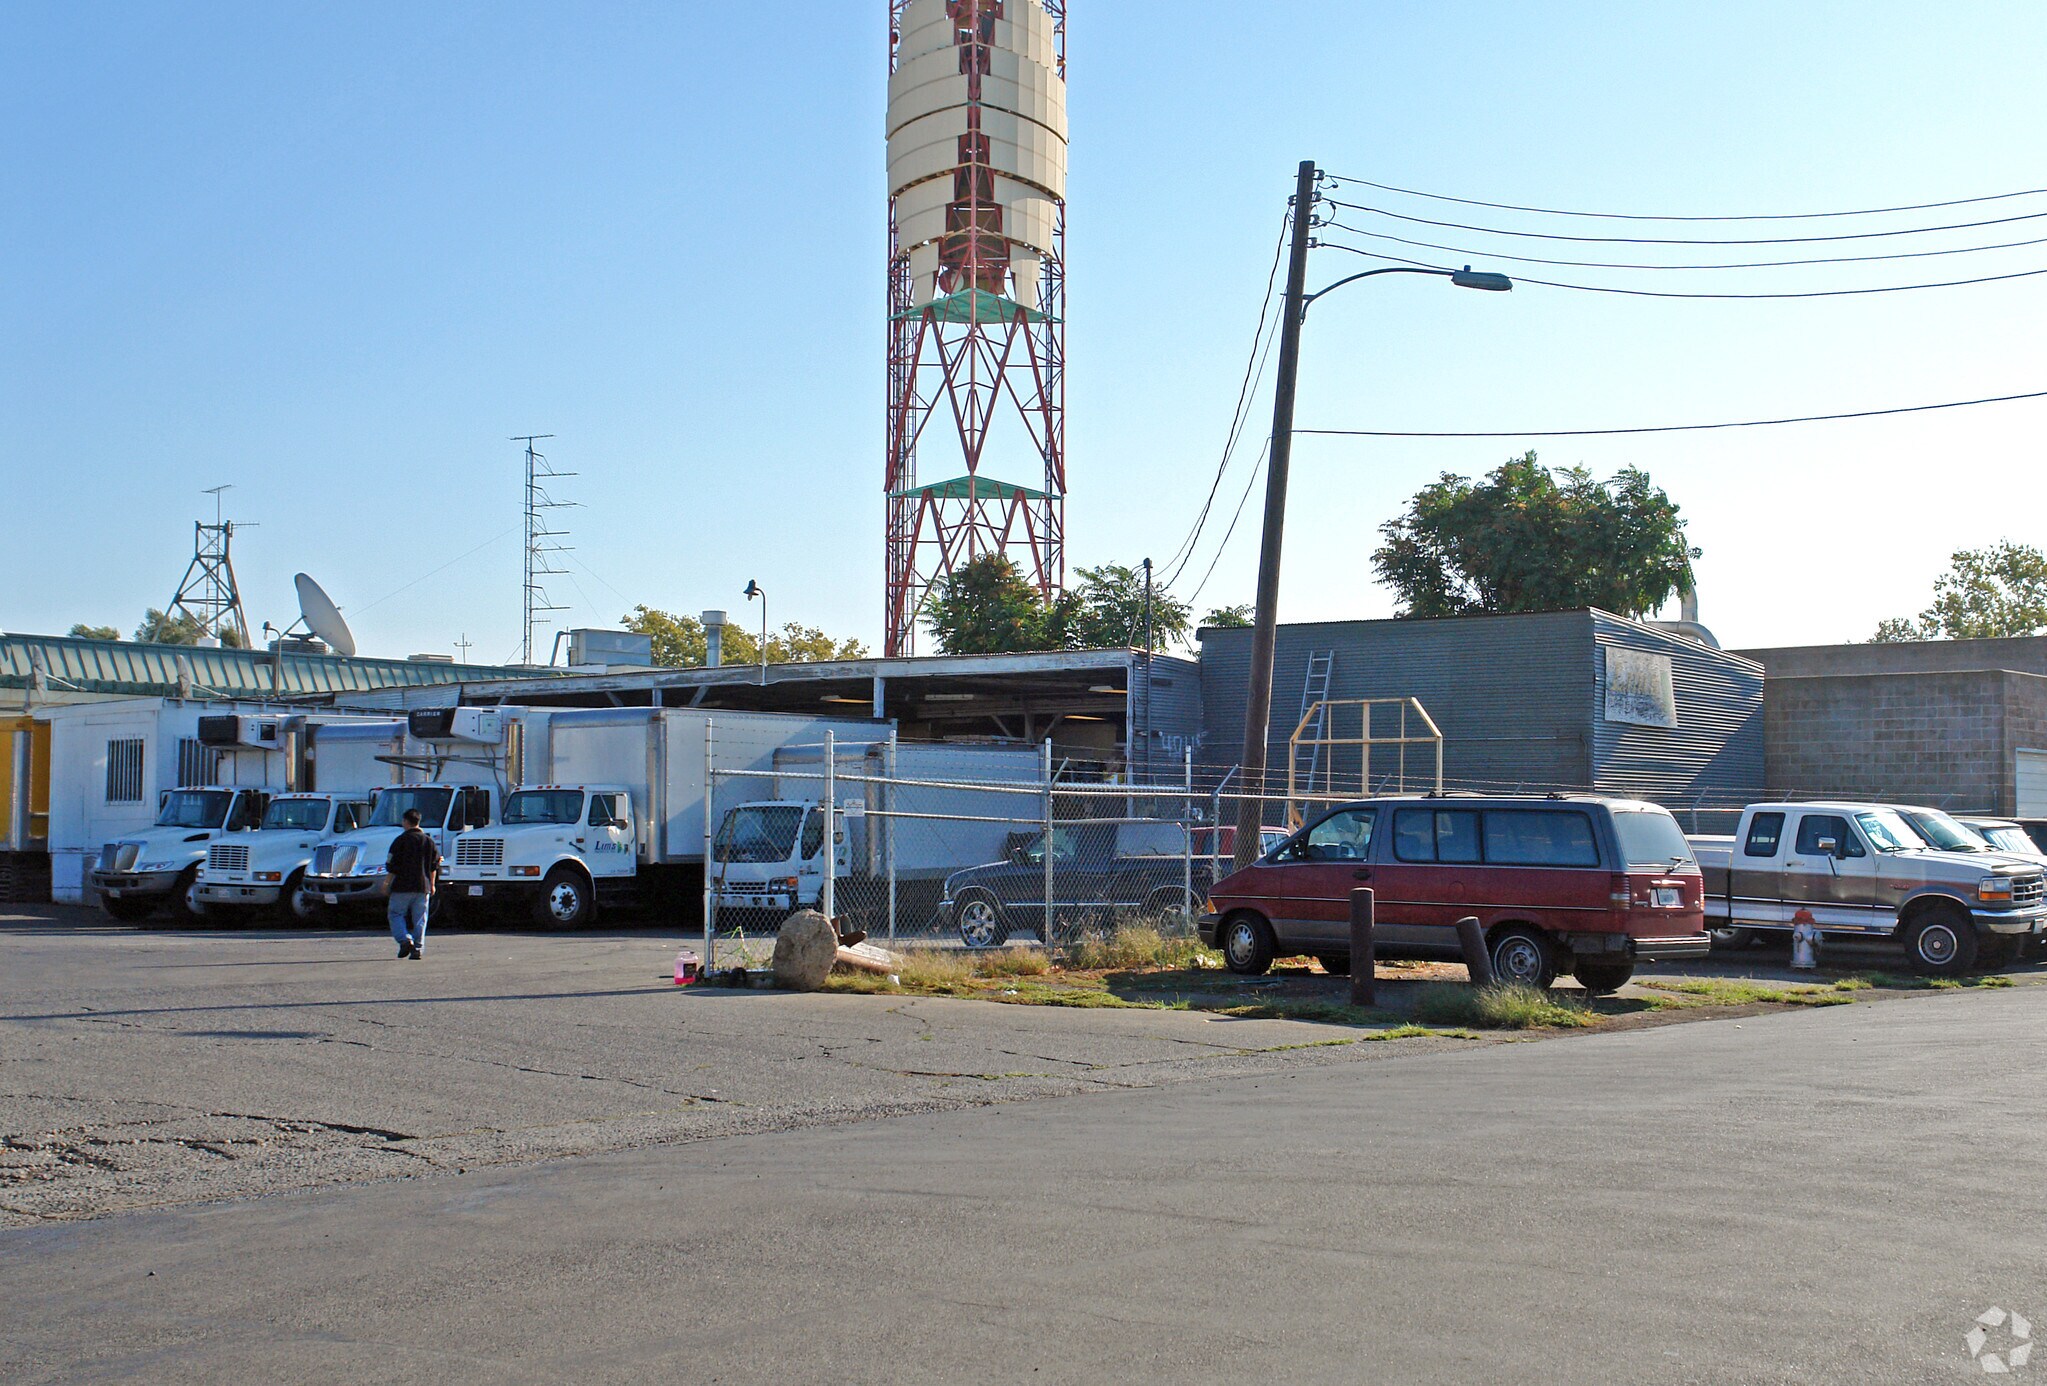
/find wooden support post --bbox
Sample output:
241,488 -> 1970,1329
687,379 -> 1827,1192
1349,887 -> 1375,1008
1456,916 -> 1493,987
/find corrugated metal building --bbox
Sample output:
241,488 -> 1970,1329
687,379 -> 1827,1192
1198,609 -> 1764,823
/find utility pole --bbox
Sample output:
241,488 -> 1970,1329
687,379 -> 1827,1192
1233,160 -> 1319,871
512,434 -> 571,668
1140,556 -> 1153,785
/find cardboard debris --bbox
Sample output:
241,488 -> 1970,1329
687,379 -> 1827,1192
834,942 -> 900,976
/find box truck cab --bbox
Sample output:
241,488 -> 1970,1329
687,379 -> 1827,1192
445,784 -> 637,928
302,783 -> 496,911
710,799 -> 848,923
192,792 -> 372,920
92,785 -> 271,923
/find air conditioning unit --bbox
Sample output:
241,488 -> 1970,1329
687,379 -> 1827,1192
407,707 -> 505,744
197,714 -> 286,750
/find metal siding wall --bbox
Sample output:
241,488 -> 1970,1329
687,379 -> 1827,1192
1133,654 -> 1203,780
1199,612 -> 1597,794
1588,613 -> 1764,826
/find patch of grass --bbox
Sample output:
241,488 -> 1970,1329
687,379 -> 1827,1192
1640,978 -> 1853,1008
1369,1022 -> 1478,1041
1976,974 -> 2016,988
974,947 -> 1052,978
1414,982 -> 1600,1030
1831,977 -> 1873,991
1058,922 -> 1215,972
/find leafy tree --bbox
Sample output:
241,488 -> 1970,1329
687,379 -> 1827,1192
922,555 -> 1077,654
621,606 -> 867,667
68,624 -> 121,641
1871,542 -> 2047,642
133,609 -> 244,646
1372,452 -> 1697,619
1200,604 -> 1253,629
1066,563 -> 1191,651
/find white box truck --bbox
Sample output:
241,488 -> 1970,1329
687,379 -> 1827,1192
192,790 -> 377,920
442,707 -> 881,927
709,741 -> 1044,929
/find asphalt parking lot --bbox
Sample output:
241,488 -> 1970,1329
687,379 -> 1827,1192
5,903 -> 2046,1383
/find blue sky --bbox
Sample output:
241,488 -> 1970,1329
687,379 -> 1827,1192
5,1 -> 2043,663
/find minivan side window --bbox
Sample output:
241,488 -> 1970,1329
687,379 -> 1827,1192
1296,808 -> 1375,861
1795,814 -> 1864,858
1392,808 -> 1481,864
1744,812 -> 1786,857
1482,810 -> 1599,867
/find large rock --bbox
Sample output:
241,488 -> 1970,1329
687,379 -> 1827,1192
772,911 -> 839,991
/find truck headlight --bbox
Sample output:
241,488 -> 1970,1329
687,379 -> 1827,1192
1978,876 -> 2015,903
139,860 -> 176,872
256,871 -> 283,883
773,877 -> 798,891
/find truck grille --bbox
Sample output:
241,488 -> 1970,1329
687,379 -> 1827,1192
722,881 -> 770,896
208,843 -> 249,874
101,843 -> 140,872
2015,874 -> 2045,907
311,845 -> 336,876
455,838 -> 504,869
98,844 -> 118,871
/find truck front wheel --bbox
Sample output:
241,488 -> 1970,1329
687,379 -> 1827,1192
168,867 -> 209,928
1904,905 -> 1978,976
536,868 -> 595,930
101,893 -> 154,923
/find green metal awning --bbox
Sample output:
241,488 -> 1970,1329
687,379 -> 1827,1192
889,475 -> 1059,502
891,288 -> 1055,324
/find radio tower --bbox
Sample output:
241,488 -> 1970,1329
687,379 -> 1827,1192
884,0 -> 1068,655
513,435 -> 573,667
166,484 -> 252,647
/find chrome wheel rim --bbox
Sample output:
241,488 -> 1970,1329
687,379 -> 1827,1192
958,899 -> 999,948
547,882 -> 582,922
1917,923 -> 1959,966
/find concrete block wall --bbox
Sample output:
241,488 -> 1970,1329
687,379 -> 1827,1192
1764,671 -> 2009,812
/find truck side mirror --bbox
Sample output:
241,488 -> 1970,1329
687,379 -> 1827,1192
1009,847 -> 1027,866
1816,836 -> 1839,857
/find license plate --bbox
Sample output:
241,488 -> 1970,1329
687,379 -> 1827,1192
322,893 -> 339,905
104,888 -> 122,898
1654,887 -> 1681,908
468,885 -> 483,897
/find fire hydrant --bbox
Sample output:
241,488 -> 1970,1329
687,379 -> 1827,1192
1790,909 -> 1821,971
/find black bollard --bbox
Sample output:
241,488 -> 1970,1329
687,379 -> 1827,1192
1455,915 -> 1493,987
1349,887 -> 1376,1008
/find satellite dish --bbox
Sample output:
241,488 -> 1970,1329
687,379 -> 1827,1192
294,573 -> 357,658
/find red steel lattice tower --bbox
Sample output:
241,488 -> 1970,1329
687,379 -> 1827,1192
885,0 -> 1067,655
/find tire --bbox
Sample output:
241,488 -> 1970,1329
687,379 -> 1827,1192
1572,959 -> 1635,994
1904,905 -> 1978,976
280,870 -> 320,924
1314,953 -> 1351,977
100,892 -> 155,923
1221,913 -> 1276,976
1143,885 -> 1196,930
1488,925 -> 1557,989
534,868 -> 595,930
954,891 -> 1008,949
167,867 -> 209,928
1709,925 -> 1759,952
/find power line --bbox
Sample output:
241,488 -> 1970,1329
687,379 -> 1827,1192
1320,223 -> 2047,273
1186,437 -> 1271,606
1295,388 -> 2047,439
1320,174 -> 2047,223
1316,244 -> 2047,298
1325,198 -> 2047,246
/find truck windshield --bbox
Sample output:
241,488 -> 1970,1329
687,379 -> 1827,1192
503,790 -> 584,826
1854,811 -> 1923,852
1905,810 -> 1988,852
262,799 -> 330,832
1611,810 -> 1696,869
157,790 -> 232,829
369,788 -> 453,829
1977,825 -> 2038,854
714,805 -> 803,863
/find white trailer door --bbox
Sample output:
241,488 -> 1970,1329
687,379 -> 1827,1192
2017,749 -> 2047,816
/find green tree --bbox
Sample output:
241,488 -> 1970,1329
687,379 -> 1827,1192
621,606 -> 867,667
68,624 -> 121,641
1066,563 -> 1191,651
1871,542 -> 2047,642
133,609 -> 244,646
922,555 -> 1078,654
1372,452 -> 1697,619
1200,604 -> 1253,629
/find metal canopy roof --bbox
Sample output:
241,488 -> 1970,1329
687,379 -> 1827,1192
887,475 -> 1058,502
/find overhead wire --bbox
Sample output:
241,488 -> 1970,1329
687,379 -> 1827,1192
1323,198 -> 2047,246
1320,223 -> 2047,273
1319,174 -> 2047,222
1186,437 -> 1270,606
1294,388 -> 2047,439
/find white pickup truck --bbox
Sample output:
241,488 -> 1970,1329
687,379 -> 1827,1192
1691,801 -> 2047,974
192,792 -> 373,920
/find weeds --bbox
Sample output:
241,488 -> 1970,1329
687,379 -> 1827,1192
1414,983 -> 1599,1030
1058,923 -> 1215,972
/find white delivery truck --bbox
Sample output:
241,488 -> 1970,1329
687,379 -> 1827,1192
443,707 -> 881,928
192,791 -> 375,920
710,741 -> 1043,929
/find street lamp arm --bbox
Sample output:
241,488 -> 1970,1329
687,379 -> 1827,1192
1300,264 -> 1511,318
1299,266 -> 1453,316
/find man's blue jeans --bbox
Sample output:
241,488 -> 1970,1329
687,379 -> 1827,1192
388,892 -> 430,947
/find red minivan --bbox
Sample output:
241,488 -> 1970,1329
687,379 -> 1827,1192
1197,795 -> 1710,991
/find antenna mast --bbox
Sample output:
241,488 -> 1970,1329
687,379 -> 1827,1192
512,435 -> 572,666
166,484 -> 253,647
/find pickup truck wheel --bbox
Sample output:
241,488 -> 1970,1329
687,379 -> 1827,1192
1221,914 -> 1276,976
955,892 -> 1008,949
1572,959 -> 1635,994
1904,906 -> 1977,976
535,869 -> 595,930
101,893 -> 155,923
1977,933 -> 2021,970
168,868 -> 210,929
1314,953 -> 1351,977
1489,926 -> 1557,989
1709,925 -> 1759,951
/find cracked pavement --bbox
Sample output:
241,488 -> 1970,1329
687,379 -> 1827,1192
0,907 -> 1480,1224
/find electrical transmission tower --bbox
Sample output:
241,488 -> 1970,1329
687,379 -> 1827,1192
513,435 -> 573,666
166,484 -> 253,647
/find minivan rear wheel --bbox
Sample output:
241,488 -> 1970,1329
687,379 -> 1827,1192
1489,926 -> 1557,989
1222,914 -> 1276,976
1313,953 -> 1351,977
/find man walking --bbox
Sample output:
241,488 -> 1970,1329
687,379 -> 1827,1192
386,808 -> 440,960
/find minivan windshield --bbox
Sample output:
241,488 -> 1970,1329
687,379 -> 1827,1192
1611,809 -> 1696,869
714,805 -> 803,863
369,787 -> 453,829
261,799 -> 330,832
156,789 -> 232,829
503,790 -> 585,826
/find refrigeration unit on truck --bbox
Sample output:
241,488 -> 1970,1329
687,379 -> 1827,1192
192,791 -> 374,920
442,707 -> 881,928
709,741 -> 1045,929
81,711 -> 396,922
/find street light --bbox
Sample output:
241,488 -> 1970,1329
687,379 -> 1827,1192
742,579 -> 767,685
1232,162 -> 1512,872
